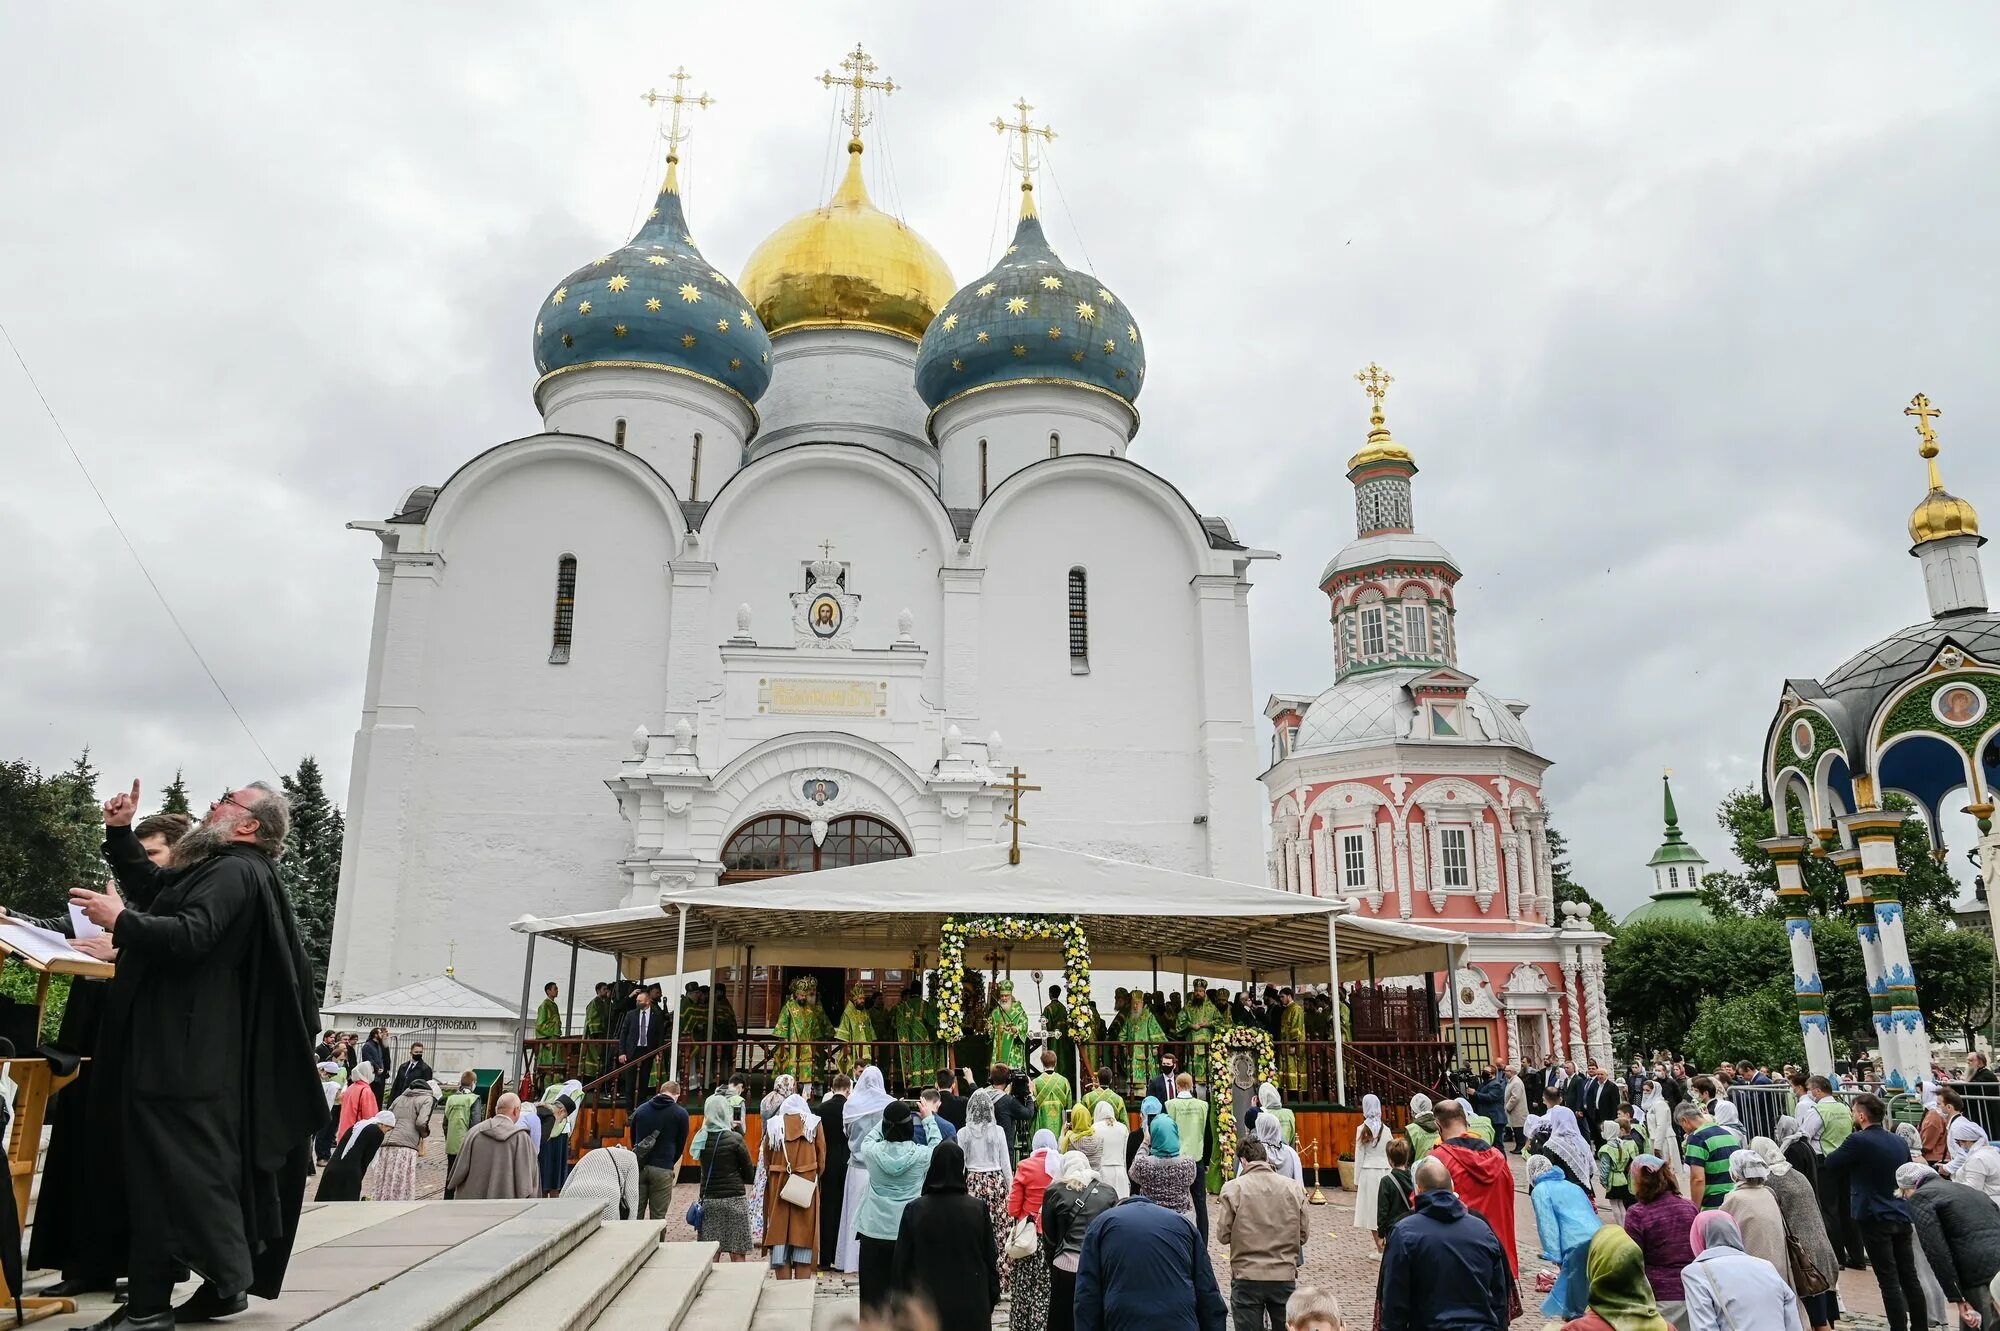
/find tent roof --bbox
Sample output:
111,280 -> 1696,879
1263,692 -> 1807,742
323,974 -> 518,1020
510,843 -> 1464,981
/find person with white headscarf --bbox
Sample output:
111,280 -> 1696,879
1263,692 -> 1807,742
1903,1160 -> 2000,1330
1711,1100 -> 1741,1132
1526,1152 -> 1600,1321
1537,1105 -> 1597,1194
749,1073 -> 797,1249
962,1085 -> 1017,1297
835,1065 -> 894,1273
1246,1111 -> 1302,1185
1719,1150 -> 1790,1288
1404,1092 -> 1439,1160
1041,1150 -> 1116,1331
315,1110 -> 395,1201
1751,1135 -> 1838,1331
760,1090 -> 823,1278
1682,1210 -> 1808,1331
335,1060 -> 378,1141
559,1143 -> 640,1224
1457,1096 -> 1496,1145
1252,1081 -> 1296,1146
1090,1100 -> 1130,1198
1641,1078 -> 1684,1181
1005,1129 -> 1061,1331
1352,1093 -> 1391,1230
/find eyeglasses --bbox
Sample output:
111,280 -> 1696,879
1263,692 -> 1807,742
215,792 -> 255,817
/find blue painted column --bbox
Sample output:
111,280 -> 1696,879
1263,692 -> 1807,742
1760,835 -> 1833,1077
1841,813 -> 1930,1092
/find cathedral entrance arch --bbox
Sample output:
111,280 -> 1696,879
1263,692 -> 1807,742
719,814 -> 910,883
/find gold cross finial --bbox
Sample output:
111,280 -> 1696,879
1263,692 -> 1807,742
1355,361 -> 1393,407
641,67 -> 714,161
819,43 -> 896,148
446,938 -> 456,977
1000,766 -> 1041,866
993,97 -> 1056,217
1907,392 -> 1942,458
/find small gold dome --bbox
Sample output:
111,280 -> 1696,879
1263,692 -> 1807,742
1910,486 -> 1980,544
739,144 -> 954,342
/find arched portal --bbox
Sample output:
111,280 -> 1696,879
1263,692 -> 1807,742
720,814 -> 910,882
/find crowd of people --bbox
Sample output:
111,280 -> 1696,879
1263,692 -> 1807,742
1362,1047 -> 2000,1331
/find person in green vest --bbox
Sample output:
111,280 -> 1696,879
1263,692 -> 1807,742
1164,1072 -> 1214,1235
1255,1083 -> 1297,1146
1031,1047 -> 1072,1135
1178,979 -> 1225,1083
1406,1092 -> 1441,1159
1808,1075 -> 1853,1151
834,983 -> 876,1078
770,975 -> 831,1084
1456,1095 -> 1497,1144
1596,1118 -> 1639,1222
1081,1066 -> 1126,1122
891,984 -> 936,1091
580,981 -> 612,1079
1040,984 -> 1075,1096
1119,987 -> 1169,1092
1276,987 -> 1308,1095
442,1070 -> 481,1195
535,981 -> 562,1070
988,980 -> 1029,1070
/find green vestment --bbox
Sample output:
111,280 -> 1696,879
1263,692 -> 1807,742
1032,1070 -> 1072,1136
1277,1000 -> 1307,1094
989,998 -> 1029,1070
770,994 -> 830,1083
536,998 -> 561,1067
834,1001 -> 876,1077
1120,1004 -> 1168,1088
1178,997 -> 1225,1081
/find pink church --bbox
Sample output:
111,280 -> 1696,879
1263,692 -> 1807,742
1262,369 -> 1611,1072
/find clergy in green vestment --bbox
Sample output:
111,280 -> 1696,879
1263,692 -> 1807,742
1178,980 -> 1226,1084
1040,985 -> 1076,1095
581,982 -> 611,1078
834,983 -> 877,1078
1277,987 -> 1307,1094
770,975 -> 831,1083
1120,988 -> 1169,1090
988,979 -> 1030,1070
1031,1048 -> 1073,1135
536,981 -> 562,1069
1081,1068 -> 1126,1122
890,985 -> 936,1090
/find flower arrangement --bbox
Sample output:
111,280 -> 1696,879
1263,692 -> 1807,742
936,914 -> 1093,1043
1210,1024 -> 1280,1174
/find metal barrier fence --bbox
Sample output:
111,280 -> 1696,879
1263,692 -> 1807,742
1696,1079 -> 2000,1144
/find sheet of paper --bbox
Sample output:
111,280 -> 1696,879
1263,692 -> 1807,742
68,903 -> 105,940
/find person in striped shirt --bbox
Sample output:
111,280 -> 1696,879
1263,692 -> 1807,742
1675,1102 -> 1741,1210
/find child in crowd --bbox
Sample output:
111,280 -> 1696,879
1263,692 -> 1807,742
1286,1285 -> 1347,1330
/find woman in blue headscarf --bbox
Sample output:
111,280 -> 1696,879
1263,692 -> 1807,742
1128,1113 -> 1197,1220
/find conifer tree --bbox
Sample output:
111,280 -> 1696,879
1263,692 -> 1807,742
157,769 -> 192,816
55,746 -> 104,894
279,756 -> 344,995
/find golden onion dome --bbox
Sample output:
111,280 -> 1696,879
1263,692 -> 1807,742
1905,396 -> 1981,545
739,142 -> 955,342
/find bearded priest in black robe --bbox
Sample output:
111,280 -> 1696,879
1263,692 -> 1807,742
70,780 -> 324,1331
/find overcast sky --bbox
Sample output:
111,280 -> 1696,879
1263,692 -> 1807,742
4,5 -> 1996,915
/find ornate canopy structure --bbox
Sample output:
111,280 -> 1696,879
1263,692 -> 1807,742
1761,394 -> 1993,1088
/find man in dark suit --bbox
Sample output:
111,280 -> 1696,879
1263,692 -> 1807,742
615,988 -> 666,1108
360,1026 -> 393,1107
1582,1061 -> 1621,1137
933,1069 -> 968,1130
815,1074 -> 850,1270
1145,1051 -> 1181,1109
1561,1060 -> 1588,1114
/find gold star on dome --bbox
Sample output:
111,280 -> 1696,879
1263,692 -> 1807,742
1097,289 -> 1114,305
682,333 -> 697,347
977,282 -> 997,297
649,208 -> 660,220
551,286 -> 568,305
1114,367 -> 1127,378
1047,326 -> 1062,339
1126,324 -> 1138,342
646,255 -> 670,266
1005,245 -> 1018,256
682,234 -> 694,245
678,283 -> 702,303
729,357 -> 742,370
593,255 -> 612,265
709,270 -> 725,283
951,358 -> 965,371
942,313 -> 958,331
1102,339 -> 1116,354
607,275 -> 630,292
761,351 -> 769,363
1005,296 -> 1029,314
577,300 -> 593,314
561,333 -> 574,347
613,323 -> 629,337
739,311 -> 754,328
716,318 -> 731,333
645,297 -> 663,311
1040,275 -> 1062,291
1012,344 -> 1027,357
1070,350 -> 1085,363
536,322 -> 544,336
975,331 -> 990,343
1075,301 -> 1096,322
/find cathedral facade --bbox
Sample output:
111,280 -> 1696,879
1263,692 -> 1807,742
324,63 -> 1268,1005
1260,373 -> 1612,1071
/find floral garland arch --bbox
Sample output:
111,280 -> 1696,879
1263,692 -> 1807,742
936,914 -> 1093,1042
1210,1024 -> 1281,1174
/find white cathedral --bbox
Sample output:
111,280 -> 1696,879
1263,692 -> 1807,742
324,61 -> 1275,1005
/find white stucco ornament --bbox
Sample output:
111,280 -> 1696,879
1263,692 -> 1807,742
791,548 -> 860,649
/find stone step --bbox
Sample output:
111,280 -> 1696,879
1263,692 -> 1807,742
671,1260 -> 767,1331
746,1277 -> 814,1331
592,1241 -> 718,1329
304,1198 -> 603,1329
476,1219 -> 665,1331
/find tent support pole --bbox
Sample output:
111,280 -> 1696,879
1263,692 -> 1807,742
514,932 -> 537,1085
667,904 -> 688,1084
1326,910 -> 1346,1107
1446,942 -> 1464,1067
1150,955 -> 1158,992
565,943 -> 579,1035
707,935 -> 719,1091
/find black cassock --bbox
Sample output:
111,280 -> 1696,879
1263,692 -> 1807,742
313,1124 -> 386,1202
100,827 -> 324,1302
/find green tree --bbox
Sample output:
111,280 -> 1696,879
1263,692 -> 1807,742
0,758 -> 88,919
1907,912 -> 1996,1047
279,756 -> 344,996
1603,919 -> 1712,1056
1687,980 -> 1809,1070
52,747 -> 104,895
1546,820 -> 1616,934
1704,785 -> 1957,917
157,769 -> 192,816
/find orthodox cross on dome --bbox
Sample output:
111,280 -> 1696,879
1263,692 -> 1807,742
1355,361 -> 1394,420
819,43 -> 896,147
1906,392 -> 1941,455
1000,765 -> 1041,865
819,538 -> 836,560
994,97 -> 1056,217
445,938 -> 456,977
641,66 -> 714,161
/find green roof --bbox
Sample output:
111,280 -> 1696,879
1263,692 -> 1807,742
1645,772 -> 1710,868
1624,891 -> 1714,926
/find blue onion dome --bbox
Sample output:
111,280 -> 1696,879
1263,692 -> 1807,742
534,154 -> 773,407
914,201 -> 1144,413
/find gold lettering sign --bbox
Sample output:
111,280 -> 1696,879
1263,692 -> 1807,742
760,678 -> 887,717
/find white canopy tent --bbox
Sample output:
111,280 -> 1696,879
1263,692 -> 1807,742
510,843 -> 1470,1104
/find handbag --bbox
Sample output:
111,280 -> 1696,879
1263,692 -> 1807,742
609,1149 -> 634,1220
1787,1232 -> 1833,1297
1004,1215 -> 1039,1260
685,1146 -> 717,1231
777,1131 -> 817,1208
